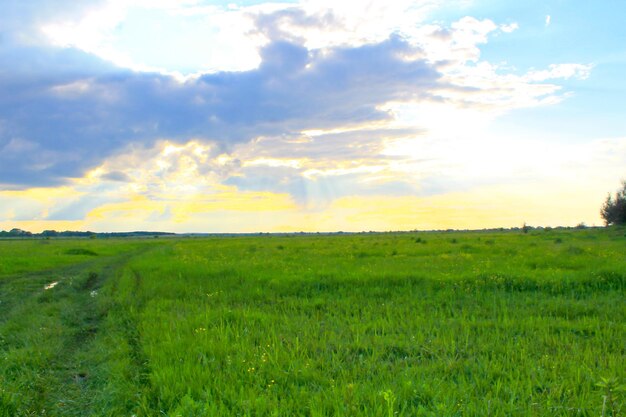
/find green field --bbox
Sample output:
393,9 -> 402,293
0,228 -> 624,416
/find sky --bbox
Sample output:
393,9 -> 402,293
0,0 -> 625,233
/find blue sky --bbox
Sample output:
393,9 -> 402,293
0,0 -> 624,232
470,0 -> 626,143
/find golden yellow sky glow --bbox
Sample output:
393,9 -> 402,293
2,131 -> 623,233
1,176 -> 608,233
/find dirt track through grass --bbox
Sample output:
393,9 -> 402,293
0,244 -> 157,416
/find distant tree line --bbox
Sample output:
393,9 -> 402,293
0,228 -> 34,237
0,228 -> 175,238
0,228 -> 95,238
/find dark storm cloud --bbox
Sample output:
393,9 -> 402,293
0,5 -> 442,188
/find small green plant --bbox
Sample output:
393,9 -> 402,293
380,389 -> 396,417
596,377 -> 625,417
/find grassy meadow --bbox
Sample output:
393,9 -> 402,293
0,228 -> 624,416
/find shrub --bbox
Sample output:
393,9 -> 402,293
601,181 -> 626,226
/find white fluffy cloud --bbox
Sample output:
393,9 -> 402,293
37,0 -> 491,77
525,63 -> 593,82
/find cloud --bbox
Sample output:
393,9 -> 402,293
500,22 -> 519,33
0,31 -> 442,188
38,0 -> 445,75
254,0 -> 439,49
101,171 -> 132,182
0,1 -> 106,45
41,1 -> 265,76
545,15 -> 551,27
525,63 -> 593,82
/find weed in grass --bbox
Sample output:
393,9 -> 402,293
64,248 -> 98,256
596,377 -> 625,417
380,389 -> 397,417
460,243 -> 473,251
566,245 -> 585,255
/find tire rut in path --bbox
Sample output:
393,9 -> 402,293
40,256 -> 130,415
43,248 -> 159,416
0,258 -> 102,324
0,246 -> 157,416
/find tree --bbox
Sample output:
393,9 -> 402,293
601,181 -> 626,226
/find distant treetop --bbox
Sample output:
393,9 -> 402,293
601,181 -> 626,226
